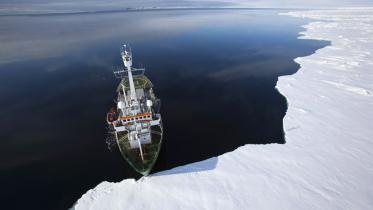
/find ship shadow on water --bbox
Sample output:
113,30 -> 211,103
152,157 -> 218,176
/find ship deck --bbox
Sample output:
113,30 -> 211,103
122,75 -> 153,91
116,124 -> 162,175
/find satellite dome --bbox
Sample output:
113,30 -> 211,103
146,100 -> 153,107
118,101 -> 125,109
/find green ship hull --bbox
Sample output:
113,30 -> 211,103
116,124 -> 163,175
109,74 -> 163,176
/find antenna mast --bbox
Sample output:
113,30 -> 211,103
121,44 -> 139,114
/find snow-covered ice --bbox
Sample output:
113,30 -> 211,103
74,8 -> 373,210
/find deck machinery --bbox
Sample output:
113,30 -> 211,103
107,44 -> 163,176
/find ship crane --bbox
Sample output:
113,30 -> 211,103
121,44 -> 146,162
134,119 -> 145,162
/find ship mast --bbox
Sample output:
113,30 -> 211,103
121,45 -> 139,114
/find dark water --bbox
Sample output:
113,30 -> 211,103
0,9 -> 328,210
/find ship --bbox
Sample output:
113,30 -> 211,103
107,44 -> 163,176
